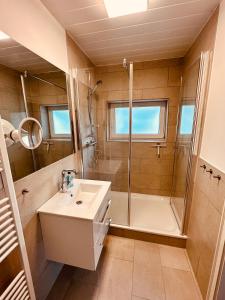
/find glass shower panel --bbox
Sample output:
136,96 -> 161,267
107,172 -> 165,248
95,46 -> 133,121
171,59 -> 201,229
75,67 -> 131,226
130,63 -> 181,235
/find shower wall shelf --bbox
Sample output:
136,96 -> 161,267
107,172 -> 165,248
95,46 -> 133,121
0,116 -> 36,300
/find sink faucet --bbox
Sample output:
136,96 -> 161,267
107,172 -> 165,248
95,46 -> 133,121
61,169 -> 78,193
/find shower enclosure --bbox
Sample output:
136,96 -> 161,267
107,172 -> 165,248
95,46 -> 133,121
73,53 -> 210,237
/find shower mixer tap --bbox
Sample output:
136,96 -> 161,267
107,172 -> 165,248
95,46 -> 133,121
151,143 -> 166,158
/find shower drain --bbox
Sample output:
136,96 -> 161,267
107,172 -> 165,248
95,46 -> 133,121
76,200 -> 83,205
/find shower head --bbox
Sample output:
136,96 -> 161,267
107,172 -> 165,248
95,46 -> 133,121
90,80 -> 102,95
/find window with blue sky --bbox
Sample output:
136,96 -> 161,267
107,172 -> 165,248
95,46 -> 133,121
52,110 -> 71,135
180,105 -> 195,135
48,106 -> 71,138
115,106 -> 160,134
108,100 -> 167,141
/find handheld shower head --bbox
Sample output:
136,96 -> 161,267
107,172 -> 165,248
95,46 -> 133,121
90,80 -> 102,95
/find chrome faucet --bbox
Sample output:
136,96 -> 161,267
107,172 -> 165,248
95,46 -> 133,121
61,169 -> 78,193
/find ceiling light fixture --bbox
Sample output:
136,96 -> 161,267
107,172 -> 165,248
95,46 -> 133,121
104,0 -> 148,18
0,31 -> 10,40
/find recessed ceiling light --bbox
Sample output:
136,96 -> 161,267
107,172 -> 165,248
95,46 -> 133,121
0,31 -> 10,40
104,0 -> 148,18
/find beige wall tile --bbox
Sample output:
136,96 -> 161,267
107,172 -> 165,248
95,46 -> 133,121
186,158 -> 225,298
168,66 -> 182,87
134,68 -> 168,89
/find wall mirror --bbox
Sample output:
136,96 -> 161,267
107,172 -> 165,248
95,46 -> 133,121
0,32 -> 74,181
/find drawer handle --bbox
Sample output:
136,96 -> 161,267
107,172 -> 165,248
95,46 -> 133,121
99,218 -> 112,247
100,200 -> 111,223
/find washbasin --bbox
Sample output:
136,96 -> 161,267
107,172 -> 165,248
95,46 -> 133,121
38,179 -> 111,220
73,182 -> 102,207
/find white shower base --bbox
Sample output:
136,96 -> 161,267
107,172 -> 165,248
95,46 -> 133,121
110,191 -> 181,236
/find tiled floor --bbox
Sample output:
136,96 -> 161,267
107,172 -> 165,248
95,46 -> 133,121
47,235 -> 202,300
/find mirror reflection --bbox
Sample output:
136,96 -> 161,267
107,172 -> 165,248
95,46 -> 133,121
0,36 -> 74,181
19,118 -> 43,150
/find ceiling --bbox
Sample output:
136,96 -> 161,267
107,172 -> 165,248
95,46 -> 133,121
0,37 -> 59,73
41,0 -> 221,66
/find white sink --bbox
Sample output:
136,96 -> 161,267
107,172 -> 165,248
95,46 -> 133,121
73,182 -> 101,207
38,179 -> 111,220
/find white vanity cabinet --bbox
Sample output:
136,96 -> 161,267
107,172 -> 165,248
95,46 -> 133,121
38,179 -> 111,270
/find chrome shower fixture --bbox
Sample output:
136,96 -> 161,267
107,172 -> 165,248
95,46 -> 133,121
123,58 -> 128,69
90,80 -> 103,95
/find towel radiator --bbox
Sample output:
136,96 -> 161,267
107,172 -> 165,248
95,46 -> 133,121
0,116 -> 36,300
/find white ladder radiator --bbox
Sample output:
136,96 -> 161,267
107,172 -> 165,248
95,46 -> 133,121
0,116 -> 36,300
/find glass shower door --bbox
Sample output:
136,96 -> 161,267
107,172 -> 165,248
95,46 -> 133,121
74,65 -> 133,227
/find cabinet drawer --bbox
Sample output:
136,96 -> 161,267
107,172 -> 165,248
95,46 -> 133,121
94,199 -> 111,244
94,208 -> 111,268
93,193 -> 111,243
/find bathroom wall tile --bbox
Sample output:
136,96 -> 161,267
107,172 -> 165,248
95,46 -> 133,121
186,158 -> 225,298
143,58 -> 183,70
134,67 -> 168,89
13,154 -> 77,299
133,241 -> 165,300
141,87 -> 180,106
168,66 -> 182,87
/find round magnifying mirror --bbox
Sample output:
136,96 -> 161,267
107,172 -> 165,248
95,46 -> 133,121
17,117 -> 43,150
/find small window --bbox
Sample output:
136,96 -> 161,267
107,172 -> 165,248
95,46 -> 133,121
48,106 -> 71,138
179,104 -> 195,135
107,100 -> 168,141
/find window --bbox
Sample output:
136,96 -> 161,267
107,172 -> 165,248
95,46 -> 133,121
179,104 -> 195,135
107,100 -> 168,141
48,106 -> 71,138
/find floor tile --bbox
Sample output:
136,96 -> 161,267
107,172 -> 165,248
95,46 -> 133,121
47,237 -> 202,300
72,266 -> 99,286
98,255 -> 133,300
162,267 -> 201,300
159,245 -> 190,271
133,241 -> 165,300
105,235 -> 135,261
47,265 -> 74,300
63,281 -> 98,300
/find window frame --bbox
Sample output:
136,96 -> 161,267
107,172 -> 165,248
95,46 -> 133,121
107,99 -> 168,142
178,101 -> 196,138
48,105 -> 71,139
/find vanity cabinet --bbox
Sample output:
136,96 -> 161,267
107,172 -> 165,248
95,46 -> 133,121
38,180 -> 111,270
